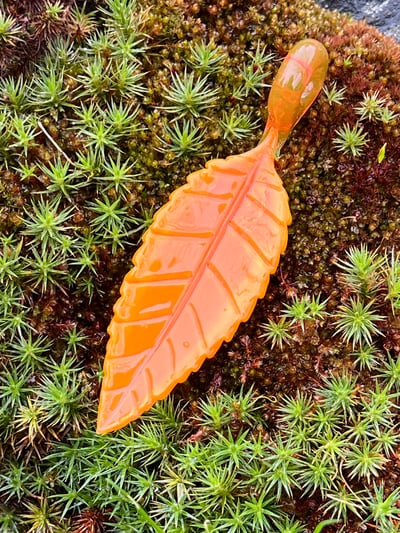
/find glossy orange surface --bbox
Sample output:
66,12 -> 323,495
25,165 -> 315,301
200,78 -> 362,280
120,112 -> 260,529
97,39 -> 328,433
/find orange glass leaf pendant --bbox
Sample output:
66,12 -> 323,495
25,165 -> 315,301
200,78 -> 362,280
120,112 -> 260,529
97,39 -> 329,433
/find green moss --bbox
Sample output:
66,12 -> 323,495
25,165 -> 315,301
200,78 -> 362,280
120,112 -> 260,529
1,0 -> 400,530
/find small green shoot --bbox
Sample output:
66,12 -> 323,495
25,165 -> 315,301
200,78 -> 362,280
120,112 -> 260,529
333,122 -> 369,157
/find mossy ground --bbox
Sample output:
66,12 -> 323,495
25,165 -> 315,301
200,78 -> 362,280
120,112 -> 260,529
0,0 -> 400,531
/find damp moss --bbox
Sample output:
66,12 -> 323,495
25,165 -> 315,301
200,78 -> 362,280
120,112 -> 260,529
0,0 -> 400,530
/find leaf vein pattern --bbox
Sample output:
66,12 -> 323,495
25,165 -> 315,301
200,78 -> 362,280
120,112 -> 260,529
229,220 -> 273,267
206,262 -> 241,313
188,302 -> 208,350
